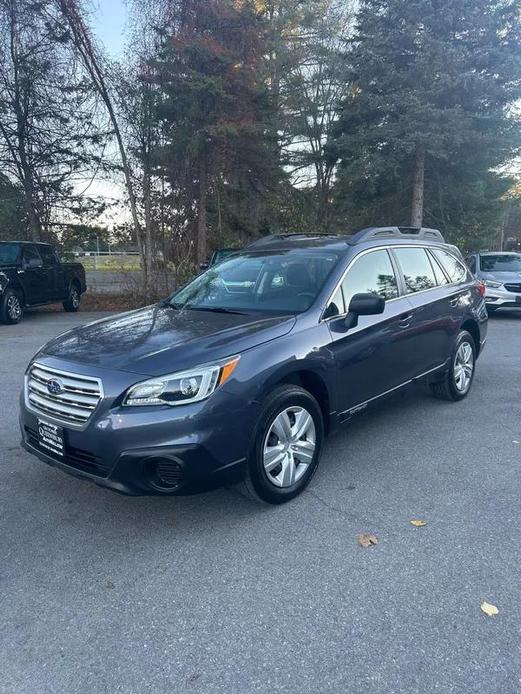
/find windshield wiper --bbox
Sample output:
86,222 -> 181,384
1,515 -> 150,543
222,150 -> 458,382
187,306 -> 247,315
160,300 -> 246,315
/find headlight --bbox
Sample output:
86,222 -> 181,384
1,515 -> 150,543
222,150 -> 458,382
483,280 -> 502,288
123,356 -> 240,407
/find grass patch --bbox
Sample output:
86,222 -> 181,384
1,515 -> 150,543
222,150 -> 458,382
81,256 -> 141,272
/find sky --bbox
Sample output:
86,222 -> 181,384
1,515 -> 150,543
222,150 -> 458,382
92,0 -> 128,57
82,1 -> 130,224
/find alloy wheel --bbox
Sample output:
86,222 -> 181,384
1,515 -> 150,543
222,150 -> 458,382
71,289 -> 80,309
263,406 -> 316,488
454,341 -> 474,393
7,294 -> 21,322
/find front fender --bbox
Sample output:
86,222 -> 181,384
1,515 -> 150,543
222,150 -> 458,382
221,322 -> 337,417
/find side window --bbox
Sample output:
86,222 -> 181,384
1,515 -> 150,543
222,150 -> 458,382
432,249 -> 467,284
393,247 -> 437,294
341,250 -> 399,307
428,251 -> 449,285
22,246 -> 43,268
39,245 -> 57,267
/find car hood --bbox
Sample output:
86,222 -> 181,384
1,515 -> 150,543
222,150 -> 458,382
480,271 -> 521,283
40,305 -> 297,376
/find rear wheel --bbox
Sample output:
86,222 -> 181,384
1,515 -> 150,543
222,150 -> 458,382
241,385 -> 324,504
63,283 -> 81,312
0,289 -> 23,324
430,330 -> 476,401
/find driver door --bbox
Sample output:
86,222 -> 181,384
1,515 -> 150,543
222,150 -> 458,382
325,248 -> 415,416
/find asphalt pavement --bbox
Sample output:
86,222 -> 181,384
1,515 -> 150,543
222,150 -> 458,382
1,307 -> 521,694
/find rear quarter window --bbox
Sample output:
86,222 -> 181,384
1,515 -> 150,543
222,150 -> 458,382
432,249 -> 468,284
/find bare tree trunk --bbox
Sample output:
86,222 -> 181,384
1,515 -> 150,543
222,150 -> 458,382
143,163 -> 153,296
21,176 -> 41,241
58,0 -> 147,289
197,160 -> 208,265
410,143 -> 425,228
5,0 -> 41,241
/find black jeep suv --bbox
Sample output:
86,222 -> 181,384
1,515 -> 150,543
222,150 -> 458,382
20,227 -> 487,504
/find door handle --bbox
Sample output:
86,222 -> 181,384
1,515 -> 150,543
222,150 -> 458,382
397,313 -> 413,328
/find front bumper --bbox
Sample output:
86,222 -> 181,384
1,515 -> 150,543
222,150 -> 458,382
20,358 -> 256,496
484,286 -> 521,308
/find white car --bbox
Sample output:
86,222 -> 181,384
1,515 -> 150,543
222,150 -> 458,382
466,252 -> 521,312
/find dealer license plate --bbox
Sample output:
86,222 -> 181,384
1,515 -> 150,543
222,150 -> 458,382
38,419 -> 65,458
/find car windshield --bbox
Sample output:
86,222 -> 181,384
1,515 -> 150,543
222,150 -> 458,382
169,250 -> 341,314
480,254 -> 521,273
0,243 -> 20,266
213,249 -> 236,264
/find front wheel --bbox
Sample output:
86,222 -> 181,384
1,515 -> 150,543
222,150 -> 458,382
430,330 -> 476,401
0,289 -> 23,324
241,384 -> 324,504
63,284 -> 81,312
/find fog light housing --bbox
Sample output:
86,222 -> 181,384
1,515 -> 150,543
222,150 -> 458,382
144,457 -> 184,491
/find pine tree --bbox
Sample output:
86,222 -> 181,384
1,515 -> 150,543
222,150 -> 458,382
149,0 -> 279,263
332,0 -> 521,236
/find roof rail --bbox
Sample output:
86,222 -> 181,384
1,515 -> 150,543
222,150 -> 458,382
351,226 -> 445,244
245,233 -> 339,248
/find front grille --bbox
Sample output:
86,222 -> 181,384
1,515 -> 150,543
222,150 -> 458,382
504,283 -> 521,294
26,363 -> 102,425
24,426 -> 111,477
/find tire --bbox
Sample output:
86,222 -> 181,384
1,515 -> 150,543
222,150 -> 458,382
63,283 -> 81,312
0,289 -> 23,325
429,330 -> 476,402
240,384 -> 324,504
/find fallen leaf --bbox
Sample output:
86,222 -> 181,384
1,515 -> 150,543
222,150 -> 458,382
481,601 -> 499,617
410,519 -> 427,527
357,533 -> 378,548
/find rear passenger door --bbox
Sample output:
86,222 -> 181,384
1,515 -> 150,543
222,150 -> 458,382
38,245 -> 66,300
391,246 -> 454,375
325,248 -> 416,414
20,245 -> 48,305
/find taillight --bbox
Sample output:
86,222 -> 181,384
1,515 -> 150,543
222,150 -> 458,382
477,281 -> 486,297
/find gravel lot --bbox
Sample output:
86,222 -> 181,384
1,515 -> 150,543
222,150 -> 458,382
1,308 -> 521,694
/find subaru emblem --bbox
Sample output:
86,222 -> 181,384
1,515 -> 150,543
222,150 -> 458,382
47,378 -> 64,395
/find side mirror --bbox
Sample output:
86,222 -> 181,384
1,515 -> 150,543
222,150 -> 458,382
345,292 -> 385,329
199,262 -> 209,271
